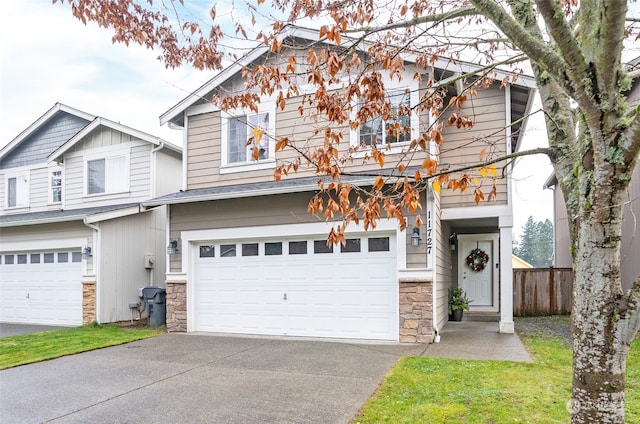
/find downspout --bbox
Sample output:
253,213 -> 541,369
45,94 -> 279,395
83,217 -> 101,323
150,140 -> 165,198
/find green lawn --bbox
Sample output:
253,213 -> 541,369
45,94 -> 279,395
0,323 -> 165,369
353,320 -> 639,423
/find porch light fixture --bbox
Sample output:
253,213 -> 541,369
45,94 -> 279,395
167,240 -> 178,255
82,246 -> 92,259
411,227 -> 421,247
449,233 -> 457,251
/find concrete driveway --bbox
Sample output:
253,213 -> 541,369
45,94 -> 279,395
0,323 -> 72,337
0,333 -> 426,423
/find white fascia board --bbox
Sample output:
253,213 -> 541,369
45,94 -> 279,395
1,103 -> 95,161
84,205 -> 144,224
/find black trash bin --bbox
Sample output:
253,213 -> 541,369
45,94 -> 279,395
141,286 -> 166,326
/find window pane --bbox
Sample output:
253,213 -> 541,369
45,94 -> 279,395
199,245 -> 214,258
58,252 -> 68,263
341,239 -> 361,253
228,116 -> 247,163
386,90 -> 411,144
289,241 -> 307,255
7,177 -> 16,207
88,159 -> 106,194
44,253 -> 55,263
72,252 -> 82,262
220,244 -> 236,257
314,240 -> 333,254
242,243 -> 259,256
368,237 -> 390,252
30,253 -> 41,264
248,113 -> 269,160
51,170 -> 62,203
265,242 -> 282,256
359,115 -> 382,146
17,254 -> 27,264
4,255 -> 14,265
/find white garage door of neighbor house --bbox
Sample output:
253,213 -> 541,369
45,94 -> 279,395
0,251 -> 83,326
193,234 -> 398,341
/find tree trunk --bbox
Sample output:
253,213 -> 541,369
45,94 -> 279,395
570,178 -> 633,423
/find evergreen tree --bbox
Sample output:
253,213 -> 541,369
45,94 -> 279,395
514,216 -> 553,267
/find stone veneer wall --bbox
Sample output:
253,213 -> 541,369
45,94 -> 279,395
399,280 -> 433,343
82,282 -> 96,324
166,280 -> 187,332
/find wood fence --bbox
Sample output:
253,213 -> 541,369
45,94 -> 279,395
513,268 -> 574,316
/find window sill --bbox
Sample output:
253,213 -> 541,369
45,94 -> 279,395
220,159 -> 276,174
83,191 -> 131,202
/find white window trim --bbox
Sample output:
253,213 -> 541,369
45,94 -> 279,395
349,77 -> 420,156
219,101 -> 276,174
48,165 -> 63,205
4,169 -> 30,209
82,146 -> 131,197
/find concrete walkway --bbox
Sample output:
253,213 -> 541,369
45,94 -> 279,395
422,321 -> 532,362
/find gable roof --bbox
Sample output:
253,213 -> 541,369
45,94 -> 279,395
48,117 -> 181,163
0,103 -> 95,168
160,25 -> 536,153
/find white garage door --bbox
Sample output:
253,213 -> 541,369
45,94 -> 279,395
193,234 -> 398,340
0,251 -> 83,326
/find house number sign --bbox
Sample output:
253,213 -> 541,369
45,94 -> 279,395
426,210 -> 433,256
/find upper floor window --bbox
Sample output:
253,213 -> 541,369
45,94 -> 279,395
86,155 -> 128,195
5,173 -> 29,208
49,168 -> 62,204
220,102 -> 275,172
350,80 -> 419,152
359,90 -> 412,146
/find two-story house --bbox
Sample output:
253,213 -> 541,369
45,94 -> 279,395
0,103 -> 182,326
144,26 -> 536,343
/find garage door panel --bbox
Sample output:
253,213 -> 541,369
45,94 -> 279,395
0,252 -> 82,326
193,234 -> 398,340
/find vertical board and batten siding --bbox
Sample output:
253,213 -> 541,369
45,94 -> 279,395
440,85 -> 508,209
154,150 -> 182,196
98,208 -> 167,323
553,186 -> 572,268
62,127 -> 153,209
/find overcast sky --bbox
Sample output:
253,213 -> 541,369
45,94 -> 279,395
0,0 -> 578,238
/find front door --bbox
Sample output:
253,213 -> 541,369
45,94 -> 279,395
458,236 -> 497,309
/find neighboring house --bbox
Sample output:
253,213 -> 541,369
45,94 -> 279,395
0,103 -> 182,326
544,59 -> 640,293
512,254 -> 534,269
144,26 -> 536,343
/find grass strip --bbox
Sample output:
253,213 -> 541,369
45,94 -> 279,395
353,328 -> 639,423
0,323 -> 165,369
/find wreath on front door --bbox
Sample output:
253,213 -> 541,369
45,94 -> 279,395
466,248 -> 489,272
